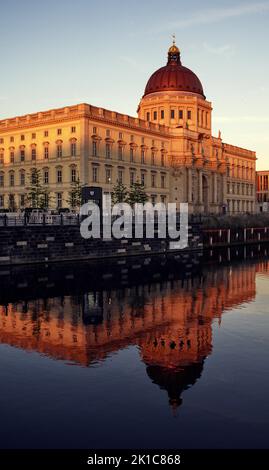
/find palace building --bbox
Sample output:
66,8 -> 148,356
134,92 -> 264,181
0,40 -> 256,213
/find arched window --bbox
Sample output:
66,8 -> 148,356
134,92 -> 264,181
9,170 -> 15,187
43,168 -> 49,185
70,138 -> 77,157
0,171 -> 4,187
9,147 -> 15,164
56,140 -> 63,158
56,166 -> 63,184
70,165 -> 77,182
43,142 -> 49,160
20,170 -> 25,186
31,144 -> 37,161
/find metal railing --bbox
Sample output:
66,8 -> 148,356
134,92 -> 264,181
0,214 -> 80,226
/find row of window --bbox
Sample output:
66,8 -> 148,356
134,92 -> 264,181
227,164 -> 255,179
146,109 -> 193,122
257,175 -> 269,191
0,167 -> 77,187
227,199 -> 254,213
93,142 -> 166,166
0,142 -> 77,164
0,127 -> 76,144
92,167 -> 167,188
227,182 -> 254,196
0,192 -> 167,209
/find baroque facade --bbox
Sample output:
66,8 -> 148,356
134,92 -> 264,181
0,41 -> 256,213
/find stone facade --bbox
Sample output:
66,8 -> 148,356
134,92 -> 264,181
0,42 -> 256,214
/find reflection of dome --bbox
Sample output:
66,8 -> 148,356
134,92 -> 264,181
146,360 -> 205,411
144,41 -> 205,99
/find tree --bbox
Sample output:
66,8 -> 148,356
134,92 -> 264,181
127,181 -> 148,206
66,178 -> 83,210
26,168 -> 50,209
111,180 -> 129,205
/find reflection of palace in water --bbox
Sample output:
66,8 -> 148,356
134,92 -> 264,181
0,261 -> 267,409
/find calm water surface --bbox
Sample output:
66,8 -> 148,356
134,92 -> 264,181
0,255 -> 269,449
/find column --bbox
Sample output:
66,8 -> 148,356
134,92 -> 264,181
213,173 -> 218,204
80,114 -> 89,185
198,170 -> 203,204
188,168 -> 192,202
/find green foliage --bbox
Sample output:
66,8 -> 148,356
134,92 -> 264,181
127,181 -> 148,206
66,178 -> 83,209
26,168 -> 50,209
111,180 -> 129,204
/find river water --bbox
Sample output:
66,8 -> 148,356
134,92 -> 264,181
0,250 -> 269,449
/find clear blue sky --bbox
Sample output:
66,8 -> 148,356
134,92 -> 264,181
0,0 -> 268,169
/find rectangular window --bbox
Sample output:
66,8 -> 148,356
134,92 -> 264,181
146,112 -> 150,121
31,148 -> 36,161
161,174 -> 166,189
20,194 -> 25,208
44,147 -> 49,159
10,151 -> 15,164
57,144 -> 62,158
32,133 -> 36,139
71,142 -> 76,157
105,143 -> 111,159
141,172 -> 145,187
118,146 -> 123,161
153,111 -> 157,120
57,193 -> 62,209
179,109 -> 183,119
71,126 -> 76,133
161,153 -> 165,167
119,132 -> 123,139
151,151 -> 155,165
21,135 -> 25,141
44,130 -> 49,137
0,195 -> 4,207
0,138 -> 3,144
20,150 -> 25,162
20,172 -> 25,186
141,149 -> 145,164
57,129 -> 62,135
130,171 -> 135,186
0,174 -> 4,187
187,110 -> 192,120
10,136 -> 14,142
92,167 -> 98,183
0,152 -> 3,164
118,170 -> 123,184
71,168 -> 76,182
93,127 -> 97,134
44,170 -> 49,184
161,110 -> 164,119
57,169 -> 62,183
92,141 -> 97,157
130,147 -> 134,162
171,110 -> 175,119
105,168 -> 112,184
10,173 -> 15,187
106,129 -> 110,137
151,173 -> 156,188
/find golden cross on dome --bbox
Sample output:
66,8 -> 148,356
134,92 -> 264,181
172,33 -> 176,45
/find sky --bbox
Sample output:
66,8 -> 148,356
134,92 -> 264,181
0,0 -> 268,169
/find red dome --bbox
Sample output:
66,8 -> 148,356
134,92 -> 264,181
144,44 -> 205,99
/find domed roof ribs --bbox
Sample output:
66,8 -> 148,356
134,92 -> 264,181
143,40 -> 205,99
